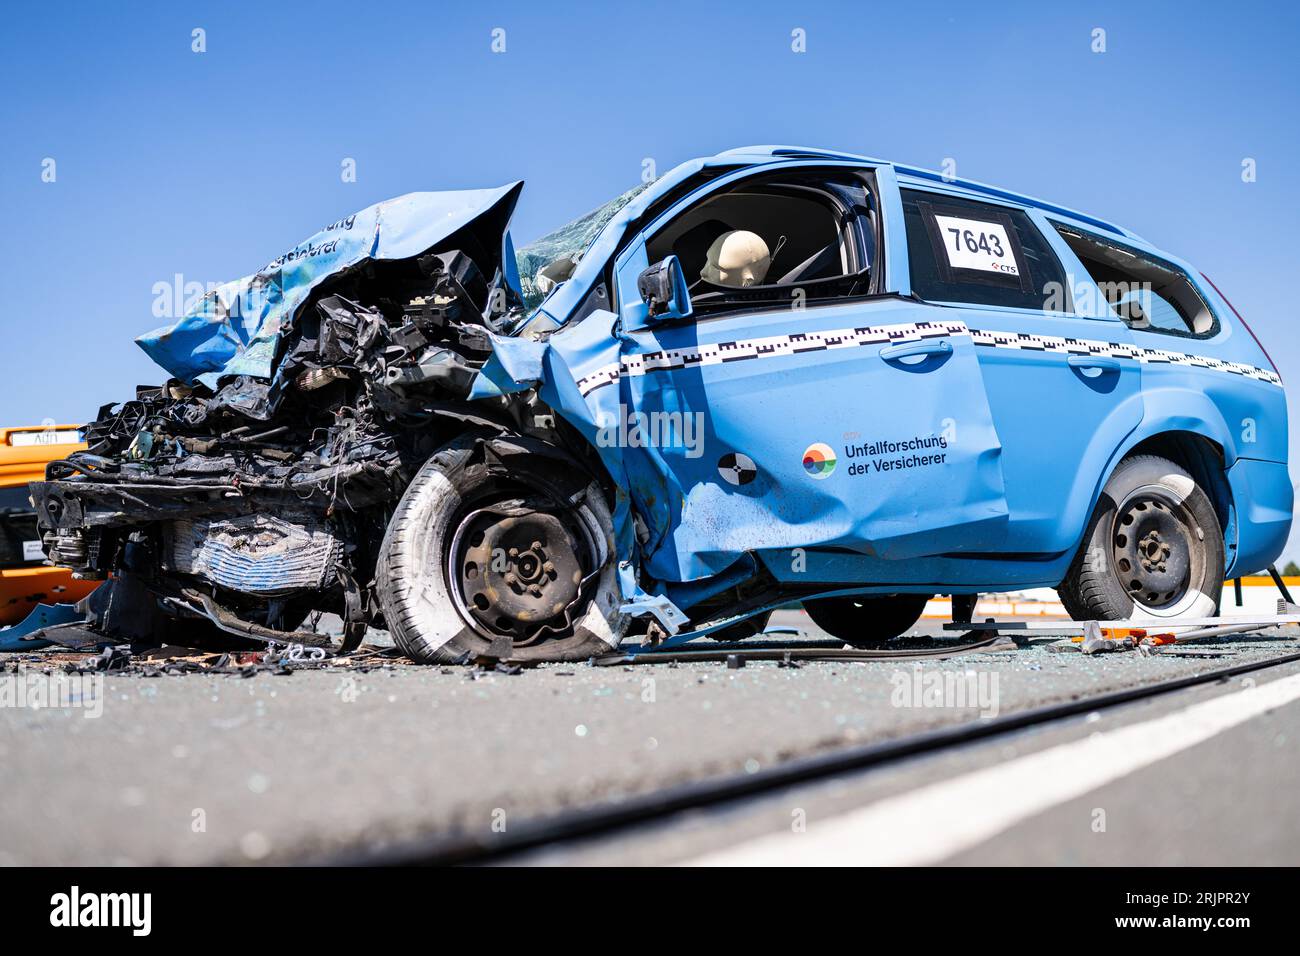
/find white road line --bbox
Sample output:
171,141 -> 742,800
687,671 -> 1300,867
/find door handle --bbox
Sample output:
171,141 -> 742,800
880,338 -> 952,363
1067,354 -> 1121,375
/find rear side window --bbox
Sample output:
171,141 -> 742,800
1050,223 -> 1217,338
902,189 -> 1067,311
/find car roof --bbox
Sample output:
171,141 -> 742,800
712,145 -> 1144,243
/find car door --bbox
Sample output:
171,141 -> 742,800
608,164 -> 1011,585
896,186 -> 1144,557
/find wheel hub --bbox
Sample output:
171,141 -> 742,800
1138,529 -> 1173,572
1112,496 -> 1192,608
505,542 -> 551,592
456,505 -> 586,644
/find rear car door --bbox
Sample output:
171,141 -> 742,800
609,165 -> 1011,585
897,188 -> 1144,557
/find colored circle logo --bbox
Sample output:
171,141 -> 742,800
802,442 -> 837,479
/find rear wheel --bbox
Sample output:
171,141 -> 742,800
376,435 -> 627,663
1058,454 -> 1223,622
802,594 -> 931,647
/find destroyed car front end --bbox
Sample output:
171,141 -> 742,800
30,183 -> 643,661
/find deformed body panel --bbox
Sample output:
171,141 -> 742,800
26,147 -> 1293,655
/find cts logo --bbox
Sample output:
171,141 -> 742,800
802,442 -> 837,479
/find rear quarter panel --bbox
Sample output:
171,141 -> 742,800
1116,260 -> 1289,575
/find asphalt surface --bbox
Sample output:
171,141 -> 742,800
2,610 -> 1298,865
517,658 -> 1300,866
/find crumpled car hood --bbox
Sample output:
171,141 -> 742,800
137,183 -> 524,389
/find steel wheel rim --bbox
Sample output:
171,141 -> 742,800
1110,485 -> 1203,612
446,488 -> 598,647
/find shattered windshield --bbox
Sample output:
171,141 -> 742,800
515,183 -> 649,312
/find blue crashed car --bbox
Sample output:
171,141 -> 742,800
31,146 -> 1292,661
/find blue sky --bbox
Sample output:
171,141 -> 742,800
2,0 -> 1298,560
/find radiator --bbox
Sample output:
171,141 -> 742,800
166,513 -> 343,596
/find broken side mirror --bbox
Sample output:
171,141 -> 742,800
637,256 -> 693,323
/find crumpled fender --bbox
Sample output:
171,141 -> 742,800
138,184 -> 523,389
466,312 -> 689,622
469,314 -> 633,531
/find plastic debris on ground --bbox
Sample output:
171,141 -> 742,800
0,603 -> 83,652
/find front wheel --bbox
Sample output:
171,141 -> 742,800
376,435 -> 627,663
1058,454 -> 1223,622
802,594 -> 931,647
706,611 -> 773,643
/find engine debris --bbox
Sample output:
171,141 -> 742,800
28,201 -> 583,658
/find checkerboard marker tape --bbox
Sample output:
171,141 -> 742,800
574,320 -> 1281,396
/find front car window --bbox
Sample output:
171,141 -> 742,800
1051,222 -> 1217,337
515,183 -> 649,312
644,170 -> 877,317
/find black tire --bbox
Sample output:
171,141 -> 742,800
706,611 -> 773,643
1058,454 -> 1223,622
375,435 -> 627,663
802,594 -> 931,647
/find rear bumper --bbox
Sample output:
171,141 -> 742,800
1226,457 -> 1294,577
